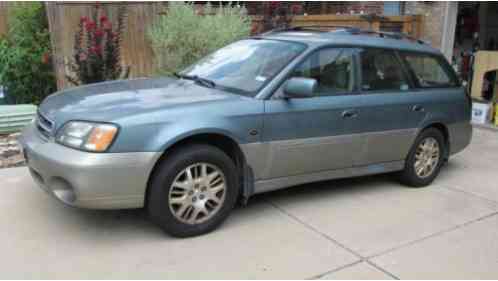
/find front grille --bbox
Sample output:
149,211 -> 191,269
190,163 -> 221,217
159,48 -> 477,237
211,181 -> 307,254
36,111 -> 54,139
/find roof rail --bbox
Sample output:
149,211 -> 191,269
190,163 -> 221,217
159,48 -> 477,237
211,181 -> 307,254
358,30 -> 426,44
261,25 -> 361,36
261,25 -> 426,45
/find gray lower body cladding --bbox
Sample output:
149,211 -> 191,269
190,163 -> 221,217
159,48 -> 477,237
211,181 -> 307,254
242,122 -> 472,194
19,121 -> 472,209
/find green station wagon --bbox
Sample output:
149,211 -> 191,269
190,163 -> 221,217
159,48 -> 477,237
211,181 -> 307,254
20,26 -> 472,237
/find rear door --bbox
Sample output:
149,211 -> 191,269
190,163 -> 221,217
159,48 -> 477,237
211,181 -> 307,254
352,48 -> 426,166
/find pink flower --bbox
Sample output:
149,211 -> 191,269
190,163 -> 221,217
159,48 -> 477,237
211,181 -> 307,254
103,21 -> 112,30
79,52 -> 87,61
99,15 -> 108,23
80,16 -> 89,23
90,45 -> 102,55
85,20 -> 96,31
94,28 -> 104,38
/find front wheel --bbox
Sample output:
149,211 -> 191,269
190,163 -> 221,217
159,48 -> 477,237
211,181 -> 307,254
147,144 -> 239,237
398,128 -> 446,187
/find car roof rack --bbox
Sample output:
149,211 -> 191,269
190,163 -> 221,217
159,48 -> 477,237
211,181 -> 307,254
262,25 -> 426,45
261,25 -> 362,35
358,29 -> 427,44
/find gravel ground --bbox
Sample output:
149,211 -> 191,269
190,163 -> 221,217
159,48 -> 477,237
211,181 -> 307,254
0,133 -> 25,169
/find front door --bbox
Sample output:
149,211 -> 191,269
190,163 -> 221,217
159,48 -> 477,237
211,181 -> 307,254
261,48 -> 362,179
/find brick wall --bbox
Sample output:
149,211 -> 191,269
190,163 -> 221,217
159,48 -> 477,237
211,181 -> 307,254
405,2 -> 446,49
244,2 -> 384,16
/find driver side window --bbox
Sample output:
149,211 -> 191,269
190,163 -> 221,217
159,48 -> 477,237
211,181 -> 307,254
291,48 -> 355,97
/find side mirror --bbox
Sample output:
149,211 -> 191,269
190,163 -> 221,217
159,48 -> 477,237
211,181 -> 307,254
283,77 -> 317,99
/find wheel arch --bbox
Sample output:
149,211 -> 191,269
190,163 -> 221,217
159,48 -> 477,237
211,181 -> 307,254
145,131 -> 251,207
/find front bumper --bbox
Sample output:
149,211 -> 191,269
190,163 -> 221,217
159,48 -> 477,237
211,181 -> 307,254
19,124 -> 160,209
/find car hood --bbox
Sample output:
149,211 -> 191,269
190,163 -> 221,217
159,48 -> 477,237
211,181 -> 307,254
39,77 -> 242,129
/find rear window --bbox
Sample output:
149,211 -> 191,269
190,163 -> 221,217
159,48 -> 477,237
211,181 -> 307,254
359,48 -> 411,92
401,53 -> 458,88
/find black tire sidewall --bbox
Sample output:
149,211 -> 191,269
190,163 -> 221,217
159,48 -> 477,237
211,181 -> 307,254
148,144 -> 239,237
401,128 -> 446,187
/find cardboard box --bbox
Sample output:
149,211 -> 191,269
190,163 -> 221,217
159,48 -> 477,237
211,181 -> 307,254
471,102 -> 492,124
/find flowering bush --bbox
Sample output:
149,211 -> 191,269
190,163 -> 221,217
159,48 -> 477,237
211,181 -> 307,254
66,4 -> 129,86
0,3 -> 56,105
147,2 -> 251,75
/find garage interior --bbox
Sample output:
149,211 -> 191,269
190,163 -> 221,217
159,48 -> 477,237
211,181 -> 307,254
451,2 -> 498,126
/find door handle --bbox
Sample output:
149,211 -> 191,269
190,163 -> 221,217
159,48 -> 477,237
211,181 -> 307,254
342,110 -> 358,119
411,105 -> 425,112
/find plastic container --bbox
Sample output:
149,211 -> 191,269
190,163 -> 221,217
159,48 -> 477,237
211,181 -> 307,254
471,102 -> 492,125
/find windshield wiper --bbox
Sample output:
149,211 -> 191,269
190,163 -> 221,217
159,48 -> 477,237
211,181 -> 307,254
174,73 -> 216,88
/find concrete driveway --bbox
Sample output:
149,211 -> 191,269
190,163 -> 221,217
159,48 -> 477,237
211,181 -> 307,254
1,127 -> 497,279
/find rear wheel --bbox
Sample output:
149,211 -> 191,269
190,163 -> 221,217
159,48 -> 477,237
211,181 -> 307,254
147,144 -> 239,237
398,128 -> 446,187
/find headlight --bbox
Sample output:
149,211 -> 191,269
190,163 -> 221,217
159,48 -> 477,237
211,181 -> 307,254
56,121 -> 118,152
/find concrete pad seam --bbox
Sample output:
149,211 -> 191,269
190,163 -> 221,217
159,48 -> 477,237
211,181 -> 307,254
265,199 -> 401,280
367,210 -> 498,260
306,260 -> 363,280
438,184 -> 498,206
365,260 -> 400,280
265,199 -> 363,259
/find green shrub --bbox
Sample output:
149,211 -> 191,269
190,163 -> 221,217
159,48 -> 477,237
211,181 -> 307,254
147,2 -> 251,75
0,3 -> 56,105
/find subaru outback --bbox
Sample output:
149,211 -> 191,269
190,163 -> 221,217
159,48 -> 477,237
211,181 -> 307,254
20,26 -> 472,237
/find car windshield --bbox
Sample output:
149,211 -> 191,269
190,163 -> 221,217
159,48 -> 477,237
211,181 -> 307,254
181,39 -> 306,96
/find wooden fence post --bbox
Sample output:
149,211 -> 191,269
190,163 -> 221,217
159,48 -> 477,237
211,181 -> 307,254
0,2 -> 9,37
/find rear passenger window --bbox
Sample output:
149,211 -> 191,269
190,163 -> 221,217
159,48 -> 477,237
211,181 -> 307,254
292,48 -> 355,96
402,53 -> 458,88
359,49 -> 410,92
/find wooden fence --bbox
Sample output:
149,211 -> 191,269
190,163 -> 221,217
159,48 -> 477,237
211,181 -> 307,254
0,2 -> 9,37
0,2 -> 19,38
252,14 -> 423,38
45,2 -> 166,89
45,2 -> 423,90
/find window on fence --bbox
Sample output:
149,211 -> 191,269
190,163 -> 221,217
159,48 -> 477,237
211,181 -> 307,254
402,53 -> 458,88
383,1 -> 401,16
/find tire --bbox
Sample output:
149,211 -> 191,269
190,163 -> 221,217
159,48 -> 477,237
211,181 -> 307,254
147,144 -> 239,237
398,128 -> 446,188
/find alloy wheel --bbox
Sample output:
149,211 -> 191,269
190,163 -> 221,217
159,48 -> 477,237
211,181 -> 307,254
168,163 -> 226,224
414,137 -> 440,178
